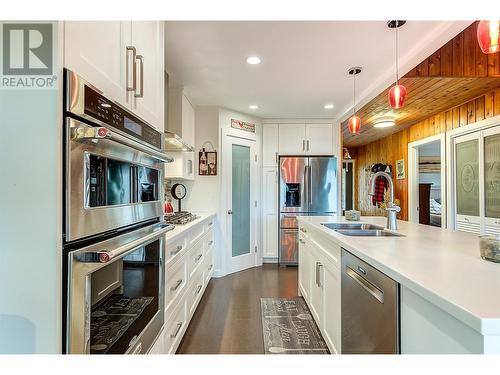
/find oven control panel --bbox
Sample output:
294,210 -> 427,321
83,85 -> 162,150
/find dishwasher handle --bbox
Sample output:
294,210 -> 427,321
345,266 -> 384,303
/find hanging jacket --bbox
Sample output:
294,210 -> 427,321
371,164 -> 392,207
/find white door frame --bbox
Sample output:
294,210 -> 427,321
220,133 -> 261,276
408,133 -> 447,227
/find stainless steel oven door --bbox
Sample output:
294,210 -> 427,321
67,222 -> 172,354
65,117 -> 165,242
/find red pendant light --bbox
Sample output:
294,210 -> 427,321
348,67 -> 362,135
388,20 -> 407,109
477,20 -> 500,54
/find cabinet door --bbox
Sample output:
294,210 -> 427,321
484,127 -> 500,235
454,133 -> 480,233
263,167 -> 278,258
306,124 -> 333,155
181,95 -> 196,148
308,247 -> 323,324
298,235 -> 311,301
148,328 -> 165,354
263,124 -> 279,166
279,124 -> 306,155
322,258 -> 341,354
64,21 -> 131,108
130,21 -> 164,131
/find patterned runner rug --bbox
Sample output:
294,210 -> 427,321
260,297 -> 329,354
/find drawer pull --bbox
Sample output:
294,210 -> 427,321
195,253 -> 203,262
208,240 -> 214,246
299,238 -> 305,244
207,221 -> 213,227
170,279 -> 183,291
208,264 -> 213,271
170,322 -> 183,338
300,227 -> 307,233
170,245 -> 183,256
196,284 -> 203,295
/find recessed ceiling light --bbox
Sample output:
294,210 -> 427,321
249,105 -> 259,110
246,56 -> 261,65
374,120 -> 396,128
324,104 -> 334,109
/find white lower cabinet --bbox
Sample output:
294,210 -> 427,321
148,216 -> 215,354
299,223 -> 341,354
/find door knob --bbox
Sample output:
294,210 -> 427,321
227,210 -> 233,215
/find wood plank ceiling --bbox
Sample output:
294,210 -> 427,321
342,21 -> 500,147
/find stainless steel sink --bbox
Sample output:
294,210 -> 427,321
322,223 -> 384,231
335,229 -> 405,237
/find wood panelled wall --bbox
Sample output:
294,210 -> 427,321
352,88 -> 500,220
405,22 -> 500,78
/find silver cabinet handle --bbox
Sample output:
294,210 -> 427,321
208,264 -> 213,271
126,46 -> 137,92
302,140 -> 305,151
300,227 -> 307,233
131,342 -> 142,354
134,55 -> 144,98
170,245 -> 183,256
208,240 -> 214,246
317,263 -> 323,287
195,253 -> 203,262
170,279 -> 183,291
207,221 -> 213,227
196,284 -> 203,295
71,124 -> 173,163
170,322 -> 183,338
306,140 -> 310,151
345,266 -> 384,303
299,238 -> 305,244
275,152 -> 278,164
227,210 -> 233,215
315,262 -> 320,287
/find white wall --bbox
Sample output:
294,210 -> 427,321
0,22 -> 62,353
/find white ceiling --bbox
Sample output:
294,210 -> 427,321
165,21 -> 471,121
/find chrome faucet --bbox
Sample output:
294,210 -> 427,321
368,171 -> 400,231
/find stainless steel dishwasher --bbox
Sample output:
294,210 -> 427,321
341,249 -> 399,354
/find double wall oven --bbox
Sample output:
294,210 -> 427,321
63,70 -> 173,354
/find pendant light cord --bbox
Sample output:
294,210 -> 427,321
353,73 -> 356,116
395,23 -> 399,85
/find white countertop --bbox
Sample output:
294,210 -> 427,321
165,213 -> 216,242
297,215 -> 500,336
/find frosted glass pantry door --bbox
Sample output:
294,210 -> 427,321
484,127 -> 500,235
222,134 -> 258,274
454,133 -> 481,233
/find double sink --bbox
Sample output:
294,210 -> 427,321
321,222 -> 404,237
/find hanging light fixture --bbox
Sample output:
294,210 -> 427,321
348,66 -> 362,135
477,21 -> 500,54
387,20 -> 407,109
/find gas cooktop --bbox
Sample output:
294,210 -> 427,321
164,211 -> 199,225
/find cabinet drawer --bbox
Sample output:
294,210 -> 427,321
164,299 -> 187,354
148,327 -> 165,354
204,218 -> 215,232
204,229 -> 215,255
188,240 -> 205,278
189,224 -> 205,247
165,258 -> 188,317
187,272 -> 205,317
166,236 -> 187,264
204,247 -> 214,285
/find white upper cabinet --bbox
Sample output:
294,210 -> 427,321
263,124 -> 279,166
130,21 -> 165,132
64,21 -> 165,133
306,124 -> 334,155
64,21 -> 132,109
278,124 -> 307,155
278,123 -> 334,156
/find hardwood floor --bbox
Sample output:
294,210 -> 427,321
177,264 -> 298,354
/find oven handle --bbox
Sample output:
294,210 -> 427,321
71,124 -> 173,163
79,224 -> 173,264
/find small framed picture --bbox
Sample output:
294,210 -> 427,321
199,149 -> 217,176
396,159 -> 405,180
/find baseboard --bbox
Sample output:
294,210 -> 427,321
263,257 -> 278,264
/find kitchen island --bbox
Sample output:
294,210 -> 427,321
297,215 -> 500,354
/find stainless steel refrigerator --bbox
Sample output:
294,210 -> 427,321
279,156 -> 337,265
